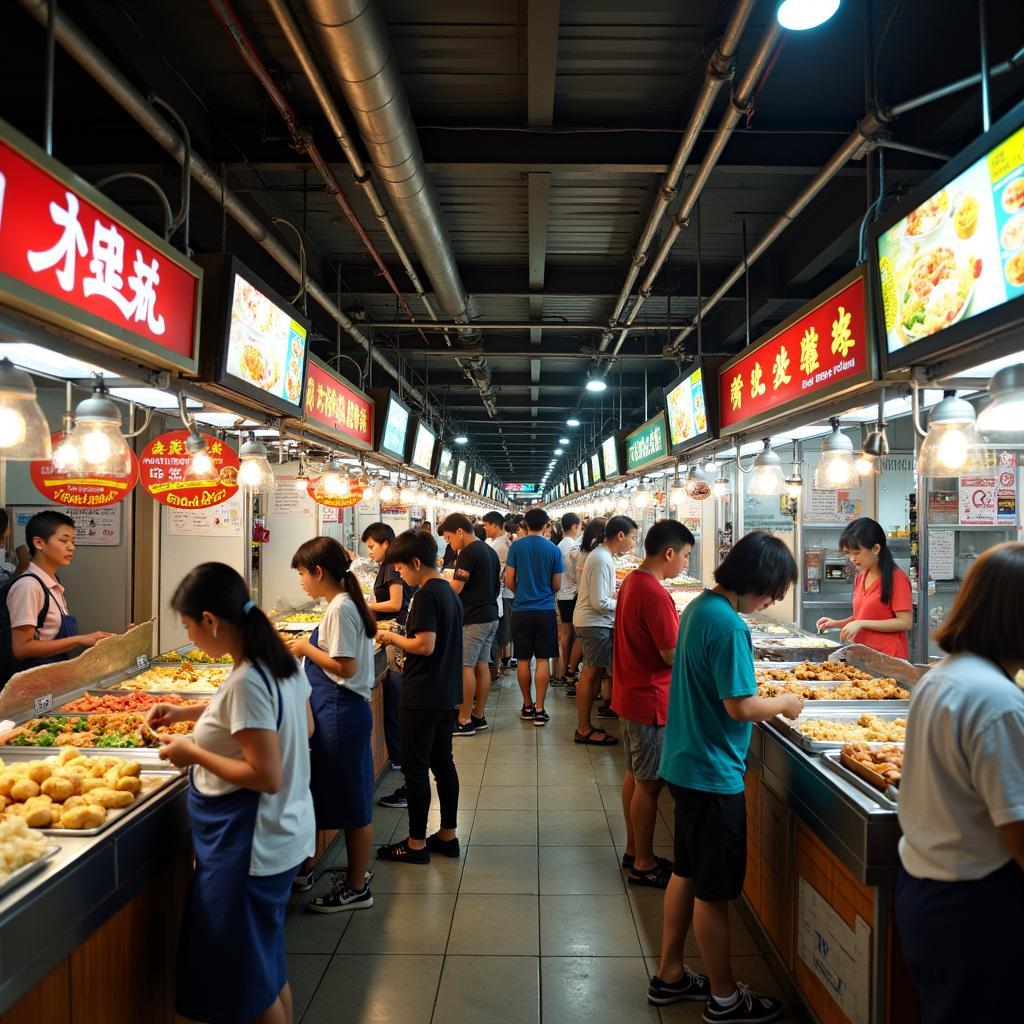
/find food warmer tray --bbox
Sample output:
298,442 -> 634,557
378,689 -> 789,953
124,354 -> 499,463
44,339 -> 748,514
769,710 -> 908,752
276,621 -> 319,633
821,750 -> 899,811
754,662 -> 911,711
0,845 -> 60,900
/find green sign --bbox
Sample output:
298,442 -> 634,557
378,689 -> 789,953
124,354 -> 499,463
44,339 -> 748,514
625,412 -> 669,471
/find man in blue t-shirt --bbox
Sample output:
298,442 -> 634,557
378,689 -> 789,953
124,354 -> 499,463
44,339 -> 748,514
504,507 -> 564,726
648,531 -> 803,1024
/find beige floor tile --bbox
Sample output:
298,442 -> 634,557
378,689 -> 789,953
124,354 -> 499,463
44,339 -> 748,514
285,897 -> 354,955
539,846 -> 628,895
451,741 -> 492,764
286,953 -> 328,1020
606,809 -> 672,847
476,784 -> 539,810
460,843 -> 539,894
302,954 -> 442,1024
541,956 -> 659,1024
432,956 -> 540,1024
447,893 -> 540,955
540,893 -> 644,956
539,763 -> 596,786
539,809 -> 614,846
482,763 -> 538,786
536,783 -> 603,810
335,892 -> 456,955
369,847 -> 465,894
470,808 -> 538,845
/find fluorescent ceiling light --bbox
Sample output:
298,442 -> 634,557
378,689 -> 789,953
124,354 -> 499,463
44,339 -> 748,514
0,342 -> 108,379
194,411 -> 260,428
955,350 -> 1024,379
585,376 -> 608,393
109,387 -> 201,410
566,418 -> 580,427
776,0 -> 841,31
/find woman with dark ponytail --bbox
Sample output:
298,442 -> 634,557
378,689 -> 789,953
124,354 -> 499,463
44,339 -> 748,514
287,537 -> 377,913
148,562 -> 315,1024
817,517 -> 914,659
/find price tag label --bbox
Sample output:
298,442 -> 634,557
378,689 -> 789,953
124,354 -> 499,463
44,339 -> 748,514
136,655 -> 149,671
33,694 -> 53,715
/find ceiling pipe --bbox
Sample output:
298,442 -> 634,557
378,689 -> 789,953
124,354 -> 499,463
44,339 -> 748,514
597,18 -> 785,377
364,321 -> 692,332
602,0 -> 756,336
16,0 -> 426,407
208,0 -> 431,348
301,0 -> 496,416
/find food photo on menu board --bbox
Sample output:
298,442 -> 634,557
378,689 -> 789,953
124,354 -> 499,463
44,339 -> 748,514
412,423 -> 436,471
877,121 -> 1024,354
225,273 -> 308,408
380,397 -> 410,458
665,368 -> 708,449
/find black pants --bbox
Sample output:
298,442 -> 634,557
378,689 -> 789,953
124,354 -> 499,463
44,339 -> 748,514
383,669 -> 402,767
895,860 -> 1024,1023
399,706 -> 459,840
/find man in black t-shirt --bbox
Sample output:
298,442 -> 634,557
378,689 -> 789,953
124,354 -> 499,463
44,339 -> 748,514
440,512 -> 500,737
377,530 -> 463,864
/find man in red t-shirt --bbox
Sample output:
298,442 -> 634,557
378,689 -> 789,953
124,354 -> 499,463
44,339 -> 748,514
612,520 -> 695,889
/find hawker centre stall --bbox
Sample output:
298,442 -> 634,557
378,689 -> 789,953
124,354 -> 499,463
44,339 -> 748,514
0,117 -> 509,1020
546,98 -> 1024,1024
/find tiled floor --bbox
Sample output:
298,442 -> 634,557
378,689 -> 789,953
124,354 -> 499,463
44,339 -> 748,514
286,679 -> 799,1023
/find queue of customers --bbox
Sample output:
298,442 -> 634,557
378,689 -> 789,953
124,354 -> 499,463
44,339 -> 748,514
137,505 -> 1022,1024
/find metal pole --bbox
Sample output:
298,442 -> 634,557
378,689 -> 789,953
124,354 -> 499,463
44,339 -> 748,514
742,219 -> 750,348
43,0 -> 56,154
915,436 -> 930,664
979,0 -> 991,132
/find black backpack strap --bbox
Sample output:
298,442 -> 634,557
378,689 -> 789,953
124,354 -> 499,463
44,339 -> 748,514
8,573 -> 52,635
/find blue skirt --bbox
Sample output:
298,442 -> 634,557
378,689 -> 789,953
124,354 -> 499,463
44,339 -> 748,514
308,671 -> 374,830
178,783 -> 299,1023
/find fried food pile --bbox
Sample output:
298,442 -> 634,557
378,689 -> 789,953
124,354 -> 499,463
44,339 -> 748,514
61,692 -> 201,714
842,742 -> 903,785
279,611 -> 323,623
119,663 -> 229,693
797,713 -> 907,743
756,662 -> 909,700
2,713 -> 193,749
153,649 -> 232,664
0,816 -> 50,884
0,750 -> 150,830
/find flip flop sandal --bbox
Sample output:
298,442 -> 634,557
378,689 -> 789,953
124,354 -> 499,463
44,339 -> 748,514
573,728 -> 618,746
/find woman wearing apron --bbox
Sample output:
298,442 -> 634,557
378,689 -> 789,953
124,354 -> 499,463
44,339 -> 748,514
287,537 -> 377,912
148,563 -> 315,1024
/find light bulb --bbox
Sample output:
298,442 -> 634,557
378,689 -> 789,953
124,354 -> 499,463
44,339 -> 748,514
854,455 -> 875,477
190,451 -> 214,477
670,486 -> 686,506
712,478 -> 729,499
294,476 -> 309,491
0,407 -> 27,448
362,484 -> 376,502
80,428 -> 112,465
52,436 -> 81,472
238,460 -> 263,487
776,0 -> 841,31
937,427 -> 969,470
786,479 -> 803,500
825,455 -> 853,485
379,484 -> 395,502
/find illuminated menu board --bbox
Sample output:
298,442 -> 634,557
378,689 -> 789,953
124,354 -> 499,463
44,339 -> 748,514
456,460 -> 468,488
664,366 -> 709,452
602,434 -> 620,478
411,421 -> 436,472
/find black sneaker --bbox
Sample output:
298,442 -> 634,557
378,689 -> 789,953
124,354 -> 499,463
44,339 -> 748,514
564,683 -> 576,697
307,883 -> 373,914
470,714 -> 489,731
520,704 -> 536,719
550,676 -> 565,687
292,870 -> 315,892
454,720 -> 477,737
702,985 -> 783,1023
596,704 -> 618,719
377,839 -> 430,864
648,967 -> 710,1005
533,708 -> 550,727
378,786 -> 408,809
425,832 -> 461,858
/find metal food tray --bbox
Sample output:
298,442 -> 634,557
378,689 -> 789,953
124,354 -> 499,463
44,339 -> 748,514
770,710 -> 908,751
0,845 -> 60,900
276,621 -> 320,632
754,661 -> 912,709
41,769 -> 184,837
821,750 -> 899,811
53,691 -> 208,712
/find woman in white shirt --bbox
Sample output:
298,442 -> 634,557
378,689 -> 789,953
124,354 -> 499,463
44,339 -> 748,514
148,563 -> 315,1024
896,542 -> 1024,1023
287,537 -> 377,913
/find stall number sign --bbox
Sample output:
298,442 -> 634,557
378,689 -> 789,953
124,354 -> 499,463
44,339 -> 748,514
140,430 -> 240,509
797,878 -> 870,1024
0,122 -> 200,367
303,357 -> 373,448
719,274 -> 869,434
625,413 -> 668,472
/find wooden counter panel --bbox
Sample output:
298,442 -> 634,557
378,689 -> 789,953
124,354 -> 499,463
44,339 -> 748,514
0,962 -> 69,1024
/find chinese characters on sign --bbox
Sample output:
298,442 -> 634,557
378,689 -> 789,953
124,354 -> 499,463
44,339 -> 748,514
0,129 -> 200,366
30,433 -> 139,507
139,430 -> 240,509
720,274 -> 870,434
302,357 -> 373,449
625,413 -> 669,472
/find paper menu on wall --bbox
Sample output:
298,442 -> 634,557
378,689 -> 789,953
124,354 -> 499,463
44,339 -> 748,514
928,529 -> 955,581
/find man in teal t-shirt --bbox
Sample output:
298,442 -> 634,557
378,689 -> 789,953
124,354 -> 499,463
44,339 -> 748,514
648,532 -> 802,1024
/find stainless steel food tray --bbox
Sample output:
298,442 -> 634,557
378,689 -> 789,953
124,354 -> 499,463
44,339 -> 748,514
770,710 -> 908,751
821,750 -> 899,811
0,845 -> 60,899
276,621 -> 320,632
41,769 -> 184,837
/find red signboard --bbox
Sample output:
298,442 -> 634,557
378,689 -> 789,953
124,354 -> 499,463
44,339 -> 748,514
718,271 -> 873,436
139,430 -> 240,509
306,477 -> 366,508
30,433 -> 139,507
302,355 -> 373,449
0,119 -> 201,372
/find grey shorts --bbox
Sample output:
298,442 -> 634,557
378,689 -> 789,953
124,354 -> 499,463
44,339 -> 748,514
576,626 -> 613,669
621,719 -> 665,782
463,620 -> 499,667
